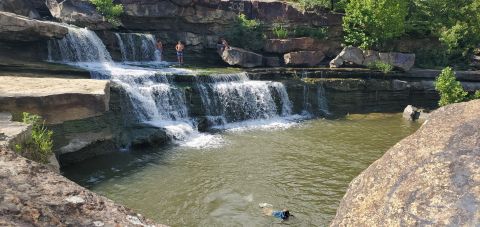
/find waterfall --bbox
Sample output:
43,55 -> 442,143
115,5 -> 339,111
317,82 -> 330,116
196,73 -> 293,128
48,26 -> 112,62
115,33 -> 161,62
47,25 -> 218,147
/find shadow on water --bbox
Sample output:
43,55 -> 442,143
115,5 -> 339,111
62,145 -> 175,188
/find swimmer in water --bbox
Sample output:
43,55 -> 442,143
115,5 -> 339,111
260,204 -> 291,221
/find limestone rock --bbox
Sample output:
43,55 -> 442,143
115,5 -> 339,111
46,0 -> 112,30
0,147 -> 166,226
0,12 -> 68,42
331,100 -> 480,226
403,105 -> 429,121
220,47 -> 264,68
0,0 -> 40,19
284,51 -> 325,66
0,112 -> 31,148
264,37 -> 317,53
330,46 -> 416,71
379,52 -> 416,71
0,76 -> 110,124
264,56 -> 280,67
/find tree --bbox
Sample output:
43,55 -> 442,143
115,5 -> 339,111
89,0 -> 124,27
435,67 -> 468,106
342,0 -> 408,49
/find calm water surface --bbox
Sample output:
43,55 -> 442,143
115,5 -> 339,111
63,113 -> 420,226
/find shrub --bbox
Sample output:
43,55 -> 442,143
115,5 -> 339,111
434,67 -> 468,106
367,61 -> 394,74
225,14 -> 266,51
272,23 -> 289,39
89,0 -> 124,27
14,113 -> 54,164
472,90 -> 480,100
293,27 -> 328,40
342,0 -> 408,49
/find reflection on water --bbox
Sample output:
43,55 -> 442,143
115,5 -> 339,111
62,113 -> 420,226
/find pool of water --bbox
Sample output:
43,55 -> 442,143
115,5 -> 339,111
63,113 -> 420,226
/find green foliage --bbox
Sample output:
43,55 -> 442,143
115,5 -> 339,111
293,0 -> 331,10
342,0 -> 408,49
89,0 -> 124,27
407,0 -> 480,65
472,90 -> 480,100
435,67 -> 468,106
225,14 -> 266,51
414,47 -> 450,69
272,24 -> 289,39
15,113 -> 54,164
367,61 -> 394,74
293,27 -> 328,40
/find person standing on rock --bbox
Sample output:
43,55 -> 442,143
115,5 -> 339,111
155,39 -> 163,61
175,41 -> 184,65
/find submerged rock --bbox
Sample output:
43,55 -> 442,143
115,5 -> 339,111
331,100 -> 480,226
402,105 -> 429,121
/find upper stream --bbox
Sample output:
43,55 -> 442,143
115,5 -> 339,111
63,114 -> 420,226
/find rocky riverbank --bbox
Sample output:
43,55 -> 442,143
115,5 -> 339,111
0,113 -> 166,226
331,99 -> 480,226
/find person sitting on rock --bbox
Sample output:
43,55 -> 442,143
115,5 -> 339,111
175,40 -> 184,65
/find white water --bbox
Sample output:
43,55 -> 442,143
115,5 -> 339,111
196,73 -> 294,128
47,25 -> 303,148
115,33 -> 161,62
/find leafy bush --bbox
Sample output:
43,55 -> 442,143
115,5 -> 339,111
89,0 -> 124,27
367,61 -> 394,74
293,27 -> 328,40
342,0 -> 408,49
407,0 -> 480,66
434,67 -> 468,106
415,48 -> 450,69
472,90 -> 480,100
14,113 -> 53,164
225,14 -> 266,51
272,23 -> 289,39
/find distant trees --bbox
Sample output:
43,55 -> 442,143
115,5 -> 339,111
342,0 -> 409,49
89,0 -> 124,27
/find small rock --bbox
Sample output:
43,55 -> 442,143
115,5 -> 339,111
126,215 -> 144,226
65,196 -> 85,205
93,221 -> 104,226
284,51 -> 325,66
220,47 -> 264,68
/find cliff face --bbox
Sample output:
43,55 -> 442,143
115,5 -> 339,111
330,99 -> 480,226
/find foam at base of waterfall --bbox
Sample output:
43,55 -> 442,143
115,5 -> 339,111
211,114 -> 307,132
146,120 -> 224,149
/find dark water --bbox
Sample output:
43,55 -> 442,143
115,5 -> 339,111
63,113 -> 420,226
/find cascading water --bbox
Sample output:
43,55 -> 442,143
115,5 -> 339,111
115,33 -> 161,62
48,26 -> 112,62
47,25 -> 219,147
196,73 -> 294,129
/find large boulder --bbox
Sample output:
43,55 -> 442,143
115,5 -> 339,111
284,51 -> 325,66
330,46 -> 364,68
46,0 -> 112,30
0,0 -> 40,19
330,46 -> 416,71
220,47 -> 264,68
379,52 -> 416,72
0,12 -> 68,42
331,100 -> 480,226
0,76 -> 109,124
